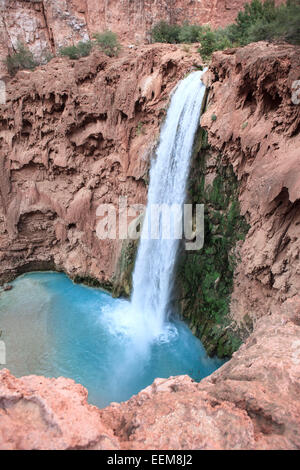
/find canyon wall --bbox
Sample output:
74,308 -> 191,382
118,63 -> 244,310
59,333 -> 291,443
175,41 -> 300,357
0,0 -> 266,77
0,43 -> 201,287
201,42 -> 300,328
0,40 -> 299,343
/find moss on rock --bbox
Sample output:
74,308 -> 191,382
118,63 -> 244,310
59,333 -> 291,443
73,274 -> 113,292
72,238 -> 139,298
112,239 -> 139,298
175,129 -> 250,359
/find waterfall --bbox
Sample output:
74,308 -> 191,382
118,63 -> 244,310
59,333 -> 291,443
0,71 -> 224,409
105,70 -> 207,350
130,70 -> 207,337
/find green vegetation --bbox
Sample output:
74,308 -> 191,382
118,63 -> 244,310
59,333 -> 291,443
73,274 -> 113,292
59,31 -> 121,60
231,0 -> 300,45
4,42 -> 55,76
73,238 -> 138,298
5,31 -> 121,75
150,1 -> 300,61
5,42 -> 37,76
59,40 -> 93,60
199,0 -> 300,60
136,122 -> 145,136
151,21 -> 206,44
151,21 -> 182,43
92,31 -> 121,57
175,129 -> 250,358
112,239 -> 139,298
197,26 -> 233,61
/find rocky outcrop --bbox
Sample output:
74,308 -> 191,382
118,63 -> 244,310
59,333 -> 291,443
201,42 -> 300,329
0,1 -> 260,75
1,295 -> 299,450
0,369 -> 120,450
175,129 -> 250,358
0,44 -> 201,286
101,296 -> 300,450
174,42 -> 300,358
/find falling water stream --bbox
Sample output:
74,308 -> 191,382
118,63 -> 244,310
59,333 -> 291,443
0,71 -> 224,408
131,70 -> 207,337
103,70 -> 207,355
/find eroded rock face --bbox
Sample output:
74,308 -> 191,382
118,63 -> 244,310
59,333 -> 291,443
0,0 -> 261,76
201,42 -> 300,328
101,296 -> 300,450
0,369 -> 120,450
1,296 -> 299,450
0,44 -> 200,286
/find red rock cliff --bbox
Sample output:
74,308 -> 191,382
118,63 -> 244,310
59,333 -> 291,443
0,0 -> 270,76
201,42 -> 300,327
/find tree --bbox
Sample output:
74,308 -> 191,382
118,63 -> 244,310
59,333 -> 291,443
5,42 -> 36,76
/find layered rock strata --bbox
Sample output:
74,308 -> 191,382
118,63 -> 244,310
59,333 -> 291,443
0,0 -> 265,76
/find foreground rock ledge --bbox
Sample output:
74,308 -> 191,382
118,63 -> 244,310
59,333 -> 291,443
1,296 -> 299,450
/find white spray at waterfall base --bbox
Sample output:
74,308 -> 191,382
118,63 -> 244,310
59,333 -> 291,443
102,70 -> 207,369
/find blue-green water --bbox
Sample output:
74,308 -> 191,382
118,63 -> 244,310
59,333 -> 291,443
0,272 -> 224,408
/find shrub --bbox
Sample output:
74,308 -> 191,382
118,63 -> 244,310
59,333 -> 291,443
5,42 -> 37,76
232,0 -> 278,44
77,40 -> 93,57
198,28 -> 219,61
41,48 -> 54,64
150,1 -> 300,61
59,31 -> 121,60
59,40 -> 92,60
198,26 -> 234,61
248,0 -> 300,44
5,31 -> 122,76
282,1 -> 300,44
178,23 -> 203,43
92,31 -> 121,57
197,0 -> 300,60
59,45 -> 79,60
150,21 -> 181,43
